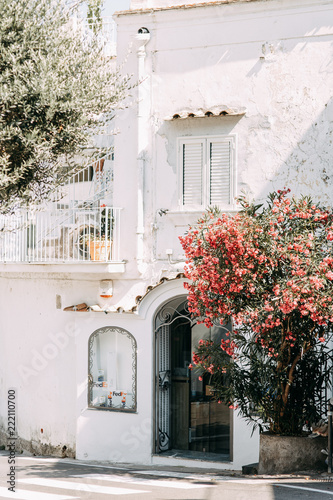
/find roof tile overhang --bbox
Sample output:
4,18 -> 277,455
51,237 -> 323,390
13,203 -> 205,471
164,105 -> 246,121
63,272 -> 186,314
115,1 -> 261,17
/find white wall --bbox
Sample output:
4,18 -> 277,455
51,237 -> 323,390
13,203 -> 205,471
0,268 -> 150,459
75,312 -> 154,463
111,0 -> 333,467
0,270 -> 260,467
115,0 -> 333,276
76,279 -> 186,464
0,274 -> 84,454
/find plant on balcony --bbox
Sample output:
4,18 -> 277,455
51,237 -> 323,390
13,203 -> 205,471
84,205 -> 113,261
180,189 -> 333,436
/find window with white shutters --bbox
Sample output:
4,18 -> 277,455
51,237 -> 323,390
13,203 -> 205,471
179,135 -> 235,208
182,141 -> 204,206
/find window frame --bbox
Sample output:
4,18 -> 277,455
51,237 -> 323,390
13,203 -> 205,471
177,134 -> 236,210
88,326 -> 137,413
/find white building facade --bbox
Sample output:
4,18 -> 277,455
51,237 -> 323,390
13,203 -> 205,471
0,0 -> 332,471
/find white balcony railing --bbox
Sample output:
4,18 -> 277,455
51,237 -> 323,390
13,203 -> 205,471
55,152 -> 114,207
0,206 -> 121,264
81,16 -> 117,57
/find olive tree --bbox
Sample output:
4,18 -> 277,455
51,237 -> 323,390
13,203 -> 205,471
0,0 -> 131,211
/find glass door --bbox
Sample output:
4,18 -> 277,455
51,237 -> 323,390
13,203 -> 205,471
155,297 -> 231,460
189,323 -> 230,456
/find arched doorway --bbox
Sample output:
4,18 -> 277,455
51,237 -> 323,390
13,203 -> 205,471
154,296 -> 232,461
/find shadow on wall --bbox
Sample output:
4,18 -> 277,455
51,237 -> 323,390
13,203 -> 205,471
159,114 -> 243,176
149,2 -> 333,205
256,96 -> 333,204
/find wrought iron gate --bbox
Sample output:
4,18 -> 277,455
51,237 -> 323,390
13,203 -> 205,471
155,298 -> 192,453
157,325 -> 170,451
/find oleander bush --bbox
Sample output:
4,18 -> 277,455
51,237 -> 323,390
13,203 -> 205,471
180,189 -> 333,435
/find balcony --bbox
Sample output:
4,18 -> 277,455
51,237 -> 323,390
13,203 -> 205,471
0,206 -> 121,264
0,151 -> 123,271
81,16 -> 117,57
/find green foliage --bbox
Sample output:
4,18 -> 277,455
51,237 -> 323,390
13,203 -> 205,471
0,0 -> 132,212
194,330 -> 333,435
87,0 -> 103,34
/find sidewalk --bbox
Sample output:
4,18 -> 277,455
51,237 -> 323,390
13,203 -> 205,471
1,449 -> 332,482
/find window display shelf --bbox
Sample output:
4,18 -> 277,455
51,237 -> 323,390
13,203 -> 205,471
88,327 -> 137,412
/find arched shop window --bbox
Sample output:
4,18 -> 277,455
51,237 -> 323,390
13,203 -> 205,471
88,327 -> 137,412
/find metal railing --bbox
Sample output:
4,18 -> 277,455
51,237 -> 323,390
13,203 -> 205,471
81,16 -> 117,57
0,206 -> 121,263
54,151 -> 114,207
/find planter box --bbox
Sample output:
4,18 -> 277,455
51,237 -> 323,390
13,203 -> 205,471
258,433 -> 327,474
87,241 -> 112,261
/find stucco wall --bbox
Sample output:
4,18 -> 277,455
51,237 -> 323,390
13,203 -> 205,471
115,0 -> 333,273
75,310 -> 154,464
129,0 -> 263,11
0,274 -> 85,455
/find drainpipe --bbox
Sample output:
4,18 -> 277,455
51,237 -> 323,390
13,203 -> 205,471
134,27 -> 150,275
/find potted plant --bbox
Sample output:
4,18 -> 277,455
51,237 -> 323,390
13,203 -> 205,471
85,204 -> 113,261
180,189 -> 333,473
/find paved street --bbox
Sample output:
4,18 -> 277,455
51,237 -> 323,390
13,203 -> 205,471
1,454 -> 333,499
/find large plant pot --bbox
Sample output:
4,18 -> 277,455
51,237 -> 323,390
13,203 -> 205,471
87,241 -> 112,261
258,432 -> 327,474
93,158 -> 105,172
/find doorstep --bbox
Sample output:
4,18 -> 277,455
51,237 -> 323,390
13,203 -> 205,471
151,453 -> 236,471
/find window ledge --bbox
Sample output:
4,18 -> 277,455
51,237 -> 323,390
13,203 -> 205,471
87,407 -> 138,414
166,209 -> 240,226
0,261 -> 126,276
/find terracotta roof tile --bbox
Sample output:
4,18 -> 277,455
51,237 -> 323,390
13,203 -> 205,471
165,105 -> 246,120
63,273 -> 186,314
115,0 -> 261,16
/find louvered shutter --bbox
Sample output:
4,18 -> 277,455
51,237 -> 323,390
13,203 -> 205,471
209,139 -> 231,205
182,141 -> 204,205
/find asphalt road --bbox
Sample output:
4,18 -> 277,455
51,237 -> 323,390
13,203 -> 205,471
0,454 -> 333,499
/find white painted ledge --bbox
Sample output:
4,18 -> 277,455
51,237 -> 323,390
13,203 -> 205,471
0,261 -> 126,275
